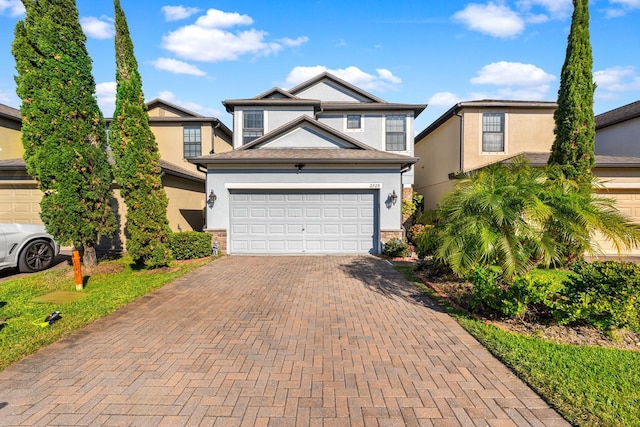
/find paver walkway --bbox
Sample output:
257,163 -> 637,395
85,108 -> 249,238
0,256 -> 569,426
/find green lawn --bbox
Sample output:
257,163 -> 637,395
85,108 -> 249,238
396,264 -> 640,427
0,256 -> 211,371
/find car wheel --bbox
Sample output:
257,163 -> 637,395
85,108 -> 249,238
18,239 -> 55,273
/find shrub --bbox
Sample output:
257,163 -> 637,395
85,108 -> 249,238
383,238 -> 410,258
407,224 -> 425,245
468,267 -> 562,319
168,231 -> 212,260
415,225 -> 437,258
555,261 -> 640,332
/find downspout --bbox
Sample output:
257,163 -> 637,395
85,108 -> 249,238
454,112 -> 464,172
210,121 -> 221,154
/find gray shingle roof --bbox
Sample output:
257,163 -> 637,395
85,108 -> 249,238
595,100 -> 640,129
0,103 -> 21,121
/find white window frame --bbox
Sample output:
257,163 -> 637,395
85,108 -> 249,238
242,109 -> 264,145
385,114 -> 407,152
183,125 -> 202,158
479,111 -> 508,155
344,114 -> 364,132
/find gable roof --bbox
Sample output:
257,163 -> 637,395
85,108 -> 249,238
0,103 -> 21,122
595,100 -> 640,129
238,115 -> 375,151
145,98 -> 205,118
253,87 -> 298,100
415,100 -> 558,143
188,115 -> 417,168
287,72 -> 386,103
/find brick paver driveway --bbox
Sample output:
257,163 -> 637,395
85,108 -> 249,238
0,256 -> 569,426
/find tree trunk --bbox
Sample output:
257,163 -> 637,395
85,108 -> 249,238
83,244 -> 98,267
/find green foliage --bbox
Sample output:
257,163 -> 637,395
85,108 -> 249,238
401,198 -> 416,220
0,256 -> 211,372
383,238 -> 409,258
110,0 -> 172,268
548,0 -> 596,183
468,267 -> 563,319
12,0 -> 117,254
406,224 -> 425,245
419,159 -> 640,281
416,209 -> 438,226
168,231 -> 212,260
415,225 -> 437,258
556,261 -> 640,332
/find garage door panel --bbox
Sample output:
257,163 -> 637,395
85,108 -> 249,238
230,190 -> 377,254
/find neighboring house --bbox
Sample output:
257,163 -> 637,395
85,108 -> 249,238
0,100 -> 232,251
595,100 -> 640,157
414,99 -> 640,255
414,100 -> 558,210
190,72 -> 426,254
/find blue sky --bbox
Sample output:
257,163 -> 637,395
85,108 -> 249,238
0,0 -> 639,133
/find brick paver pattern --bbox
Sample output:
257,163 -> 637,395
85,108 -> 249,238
0,256 -> 570,426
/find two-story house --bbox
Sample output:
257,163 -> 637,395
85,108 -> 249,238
0,100 -> 232,251
190,72 -> 426,254
414,100 -> 558,210
414,99 -> 640,255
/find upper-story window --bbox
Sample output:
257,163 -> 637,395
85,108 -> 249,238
385,115 -> 406,151
243,110 -> 263,145
482,113 -> 505,152
346,114 -> 362,130
183,125 -> 201,158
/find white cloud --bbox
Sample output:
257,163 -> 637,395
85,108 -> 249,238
594,66 -> 640,97
428,92 -> 461,108
161,8 -> 308,62
284,66 -> 402,92
195,9 -> 253,28
161,5 -> 201,22
80,16 -> 115,40
471,61 -> 555,86
516,0 -> 573,19
151,58 -> 206,76
453,2 -> 525,38
96,81 -> 117,116
0,0 -> 24,17
606,0 -> 640,17
278,36 -> 309,47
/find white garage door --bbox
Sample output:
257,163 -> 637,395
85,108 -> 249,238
230,190 -> 377,254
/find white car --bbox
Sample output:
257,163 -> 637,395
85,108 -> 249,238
0,223 -> 60,273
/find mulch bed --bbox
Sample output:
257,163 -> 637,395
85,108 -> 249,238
410,260 -> 640,351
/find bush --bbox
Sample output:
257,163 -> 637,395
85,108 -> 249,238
469,267 -> 562,319
415,225 -> 437,258
406,224 -> 425,245
383,238 -> 410,258
168,231 -> 212,260
555,261 -> 640,332
416,209 -> 438,226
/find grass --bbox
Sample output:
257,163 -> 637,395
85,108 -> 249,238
395,264 -> 640,427
0,256 -> 212,372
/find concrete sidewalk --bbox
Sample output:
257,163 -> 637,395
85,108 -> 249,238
0,256 -> 569,426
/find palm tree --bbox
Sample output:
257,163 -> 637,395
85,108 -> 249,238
425,159 -> 640,281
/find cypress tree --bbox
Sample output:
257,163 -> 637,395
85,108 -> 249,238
110,0 -> 172,268
547,0 -> 596,185
12,0 -> 117,266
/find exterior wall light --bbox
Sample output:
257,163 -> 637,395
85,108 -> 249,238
390,189 -> 398,205
207,189 -> 217,207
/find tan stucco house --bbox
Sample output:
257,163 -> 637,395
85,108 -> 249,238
414,99 -> 640,255
0,99 -> 232,251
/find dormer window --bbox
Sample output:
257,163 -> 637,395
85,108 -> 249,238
243,110 -> 263,145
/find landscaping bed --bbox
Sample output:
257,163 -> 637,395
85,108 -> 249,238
415,260 -> 640,351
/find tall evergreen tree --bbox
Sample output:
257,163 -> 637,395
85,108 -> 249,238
547,0 -> 596,184
110,0 -> 172,268
12,0 -> 116,266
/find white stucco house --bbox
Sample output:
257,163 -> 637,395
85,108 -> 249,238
190,72 -> 426,254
